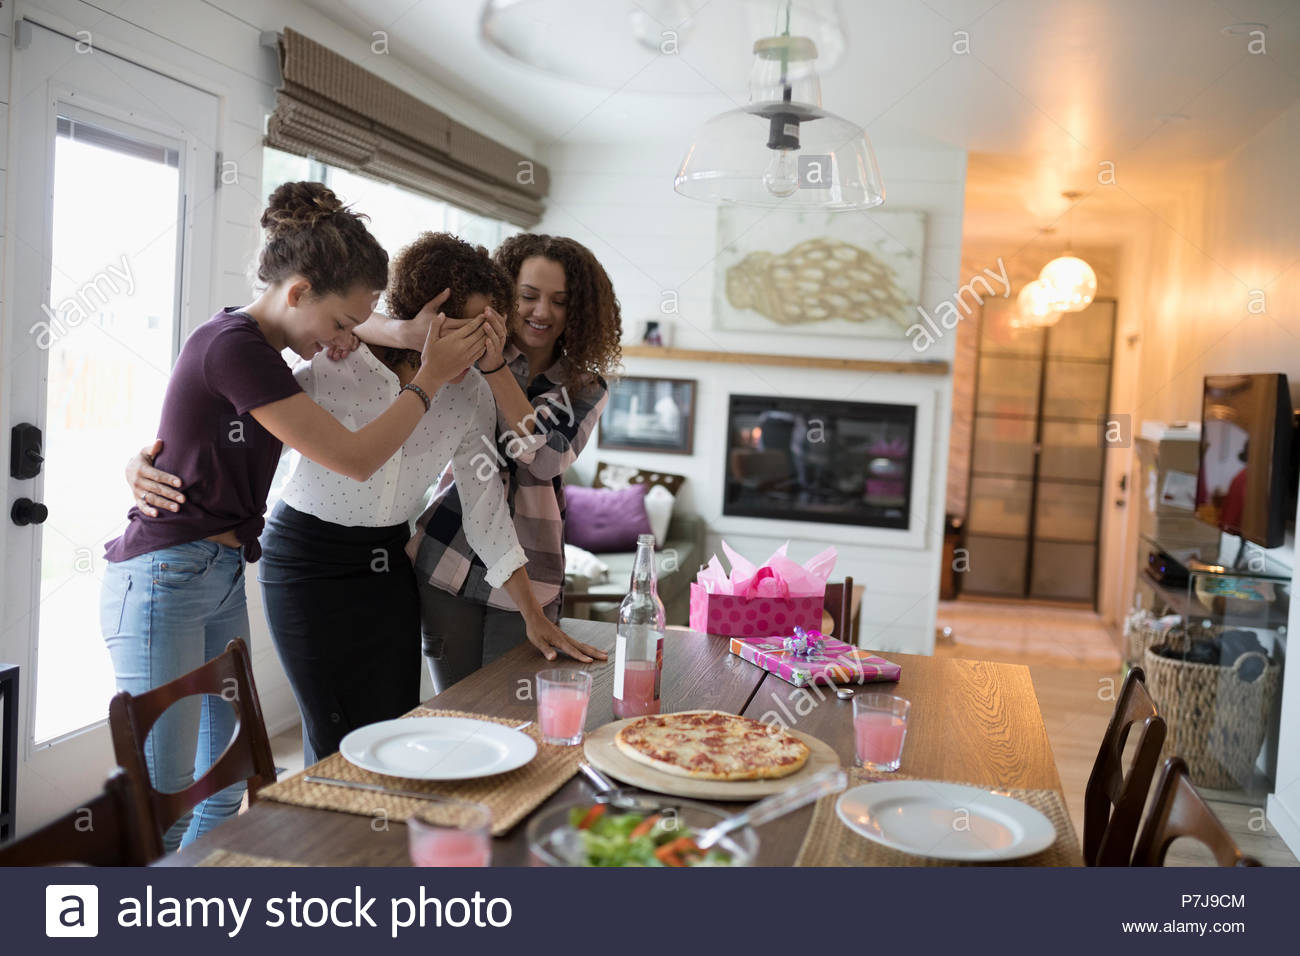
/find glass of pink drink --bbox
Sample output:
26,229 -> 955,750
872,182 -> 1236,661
852,694 -> 910,772
536,668 -> 593,746
407,799 -> 491,867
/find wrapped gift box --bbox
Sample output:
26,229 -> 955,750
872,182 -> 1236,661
729,635 -> 901,687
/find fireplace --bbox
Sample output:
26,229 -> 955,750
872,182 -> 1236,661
723,394 -> 917,530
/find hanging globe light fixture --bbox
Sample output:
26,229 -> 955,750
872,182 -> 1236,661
1017,280 -> 1063,328
1038,191 -> 1096,312
1039,255 -> 1097,311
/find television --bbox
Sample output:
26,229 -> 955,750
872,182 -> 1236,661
723,394 -> 916,529
1195,373 -> 1295,549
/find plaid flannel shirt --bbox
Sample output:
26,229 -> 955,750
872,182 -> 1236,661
407,344 -> 609,613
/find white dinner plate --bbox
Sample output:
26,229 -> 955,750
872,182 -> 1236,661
835,780 -> 1057,862
339,717 -> 536,781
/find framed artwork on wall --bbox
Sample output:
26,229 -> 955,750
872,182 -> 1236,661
713,206 -> 926,339
598,376 -> 696,455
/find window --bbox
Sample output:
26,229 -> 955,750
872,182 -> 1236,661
261,147 -> 519,290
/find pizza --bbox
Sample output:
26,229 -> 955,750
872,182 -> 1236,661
613,711 -> 810,781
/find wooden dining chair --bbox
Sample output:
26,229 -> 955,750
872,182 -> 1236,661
108,638 -> 277,845
823,577 -> 853,640
1131,758 -> 1262,866
1083,666 -> 1167,866
0,768 -> 162,866
1,663 -> 18,843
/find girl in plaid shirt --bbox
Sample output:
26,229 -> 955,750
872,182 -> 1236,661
381,235 -> 623,690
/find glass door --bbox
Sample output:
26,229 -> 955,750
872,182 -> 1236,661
1,22 -> 217,833
37,113 -> 184,741
962,297 -> 1116,604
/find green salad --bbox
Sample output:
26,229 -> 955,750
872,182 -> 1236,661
568,805 -> 735,867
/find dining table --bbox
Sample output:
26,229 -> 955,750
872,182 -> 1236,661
159,619 -> 1068,867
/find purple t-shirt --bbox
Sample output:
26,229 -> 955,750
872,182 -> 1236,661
104,309 -> 302,563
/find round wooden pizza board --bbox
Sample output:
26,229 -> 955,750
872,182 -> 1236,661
583,711 -> 841,801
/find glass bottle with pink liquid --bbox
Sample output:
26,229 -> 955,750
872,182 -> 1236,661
613,534 -> 666,719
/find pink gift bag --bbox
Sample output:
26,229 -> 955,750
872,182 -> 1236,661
689,568 -> 824,637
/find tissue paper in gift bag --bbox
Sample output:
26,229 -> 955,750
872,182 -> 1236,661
689,567 -> 824,636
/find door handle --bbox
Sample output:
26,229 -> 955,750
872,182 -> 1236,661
11,498 -> 48,526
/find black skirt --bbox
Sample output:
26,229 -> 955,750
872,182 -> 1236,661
258,501 -> 420,764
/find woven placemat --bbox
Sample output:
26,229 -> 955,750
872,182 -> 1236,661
259,708 -> 582,836
198,849 -> 307,867
795,769 -> 1083,867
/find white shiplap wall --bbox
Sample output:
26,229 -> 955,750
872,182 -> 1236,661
536,141 -> 967,654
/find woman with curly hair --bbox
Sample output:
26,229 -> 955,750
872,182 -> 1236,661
361,234 -> 623,689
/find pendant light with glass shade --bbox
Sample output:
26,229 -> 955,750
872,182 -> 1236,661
673,1 -> 884,209
1015,279 -> 1064,328
1039,191 -> 1096,311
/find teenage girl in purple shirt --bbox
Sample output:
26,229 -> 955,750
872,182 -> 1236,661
100,181 -> 486,851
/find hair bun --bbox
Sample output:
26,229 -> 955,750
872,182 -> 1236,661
261,181 -> 346,234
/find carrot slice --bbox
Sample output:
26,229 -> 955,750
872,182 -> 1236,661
654,844 -> 685,866
664,836 -> 700,855
576,804 -> 607,830
629,814 -> 662,839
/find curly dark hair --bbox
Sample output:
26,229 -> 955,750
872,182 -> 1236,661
493,234 -> 622,390
258,181 -> 387,296
387,232 -> 516,325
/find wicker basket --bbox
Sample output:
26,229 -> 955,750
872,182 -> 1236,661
1143,622 -> 1281,789
1125,611 -> 1179,665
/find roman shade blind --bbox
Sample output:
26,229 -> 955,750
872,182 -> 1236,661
265,27 -> 548,227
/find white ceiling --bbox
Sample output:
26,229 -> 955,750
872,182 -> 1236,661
301,0 -> 1300,240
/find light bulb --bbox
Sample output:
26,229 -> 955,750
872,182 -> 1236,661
762,150 -> 799,197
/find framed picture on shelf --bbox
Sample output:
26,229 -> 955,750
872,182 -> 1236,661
599,376 -> 696,455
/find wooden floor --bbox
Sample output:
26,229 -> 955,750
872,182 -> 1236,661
936,598 -> 1298,867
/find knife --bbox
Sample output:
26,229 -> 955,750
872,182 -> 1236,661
303,775 -> 459,803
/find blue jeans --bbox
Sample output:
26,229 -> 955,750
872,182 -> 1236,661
100,540 -> 249,852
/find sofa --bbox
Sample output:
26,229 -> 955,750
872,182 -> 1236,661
561,466 -> 706,626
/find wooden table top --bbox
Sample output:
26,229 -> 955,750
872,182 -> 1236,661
160,620 -> 1064,867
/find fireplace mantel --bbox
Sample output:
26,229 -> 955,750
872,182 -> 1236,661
622,345 -> 950,376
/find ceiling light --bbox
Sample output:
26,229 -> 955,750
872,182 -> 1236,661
1039,256 -> 1097,311
1016,280 -> 1063,328
673,12 -> 883,209
1037,191 -> 1096,312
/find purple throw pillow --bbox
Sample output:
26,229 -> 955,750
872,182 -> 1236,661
565,484 -> 651,553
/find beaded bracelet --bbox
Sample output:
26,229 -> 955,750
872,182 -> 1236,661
400,382 -> 432,412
